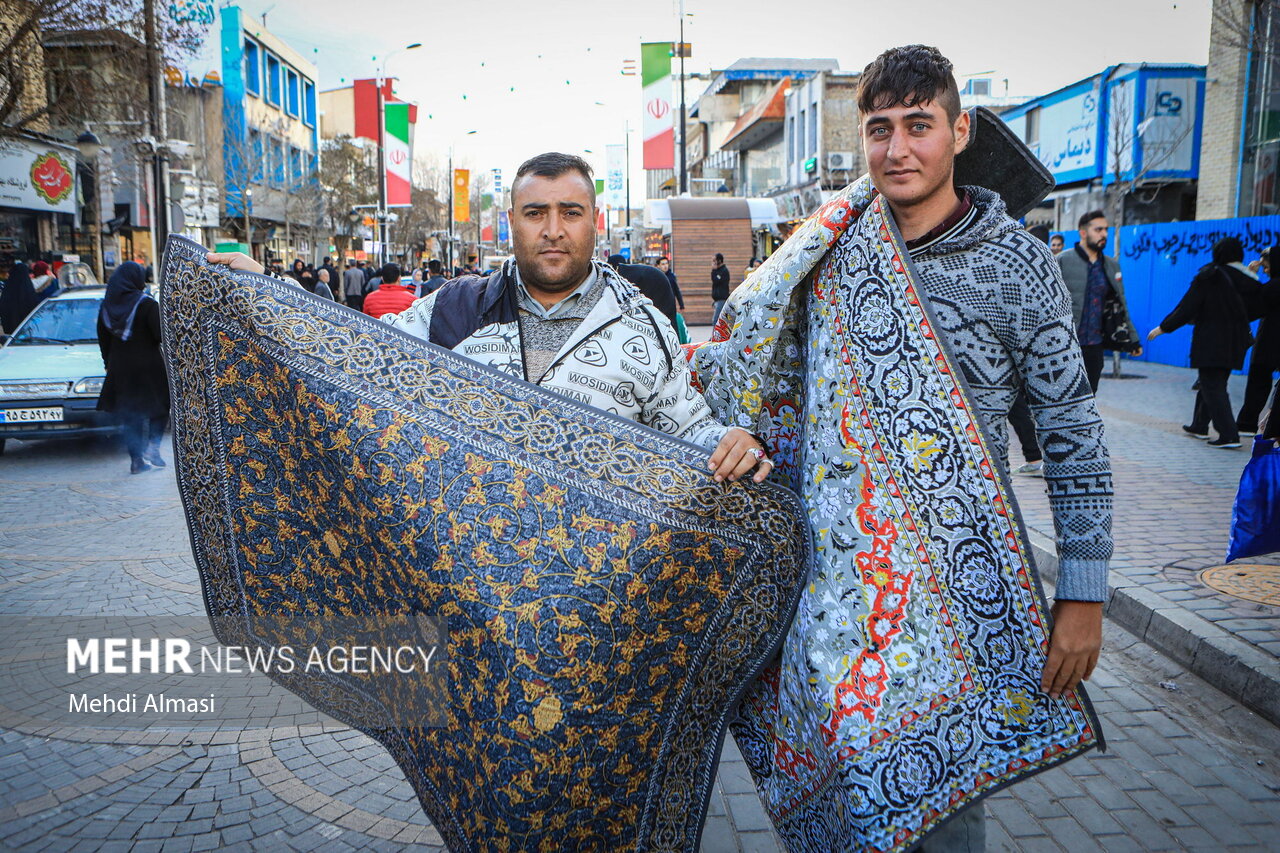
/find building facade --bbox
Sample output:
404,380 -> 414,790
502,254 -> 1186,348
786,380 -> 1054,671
999,63 -> 1205,230
1199,0 -> 1280,219
219,5 -> 321,264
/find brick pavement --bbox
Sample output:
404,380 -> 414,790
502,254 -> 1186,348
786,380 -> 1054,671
1006,361 -> 1280,723
3,410 -> 1280,851
1010,361 -> 1279,657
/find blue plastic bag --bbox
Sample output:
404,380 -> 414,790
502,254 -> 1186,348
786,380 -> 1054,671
1227,436 -> 1280,562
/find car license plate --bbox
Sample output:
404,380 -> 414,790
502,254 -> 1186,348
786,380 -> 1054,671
0,406 -> 64,423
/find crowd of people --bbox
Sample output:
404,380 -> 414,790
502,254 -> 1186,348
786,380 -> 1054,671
0,261 -> 65,335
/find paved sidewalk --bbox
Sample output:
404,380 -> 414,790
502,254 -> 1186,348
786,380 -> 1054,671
2,369 -> 1280,851
1006,361 -> 1280,724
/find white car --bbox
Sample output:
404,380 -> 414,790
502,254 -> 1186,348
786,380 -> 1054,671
0,286 -> 116,454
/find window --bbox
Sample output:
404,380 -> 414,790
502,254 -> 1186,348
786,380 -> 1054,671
269,137 -> 284,186
302,79 -> 316,127
788,116 -> 796,165
1025,107 -> 1041,146
243,39 -> 260,97
248,129 -> 263,182
264,53 -> 281,107
798,109 -> 806,159
970,78 -> 991,97
809,103 -> 818,155
285,68 -> 299,117
288,146 -> 301,183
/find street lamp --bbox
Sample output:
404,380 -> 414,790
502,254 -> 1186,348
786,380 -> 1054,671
375,42 -> 422,266
76,129 -> 105,280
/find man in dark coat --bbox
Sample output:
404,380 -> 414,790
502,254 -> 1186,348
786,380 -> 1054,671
1148,237 -> 1261,448
710,253 -> 730,327
96,262 -> 170,473
1058,211 -> 1142,393
1238,244 -> 1280,434
655,256 -> 684,314
607,254 -> 677,323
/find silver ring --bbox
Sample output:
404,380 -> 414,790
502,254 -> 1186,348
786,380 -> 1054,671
750,447 -> 766,462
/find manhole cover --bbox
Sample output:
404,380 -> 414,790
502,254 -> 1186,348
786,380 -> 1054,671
1198,564 -> 1280,606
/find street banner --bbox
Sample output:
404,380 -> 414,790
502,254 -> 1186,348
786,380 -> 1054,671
641,42 -> 673,170
497,210 -> 509,243
605,144 -> 626,208
384,102 -> 412,206
453,169 -> 470,222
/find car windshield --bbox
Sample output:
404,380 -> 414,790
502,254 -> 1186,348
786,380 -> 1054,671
8,298 -> 101,346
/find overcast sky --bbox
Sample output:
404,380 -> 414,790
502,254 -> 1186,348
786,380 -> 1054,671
207,0 -> 1212,200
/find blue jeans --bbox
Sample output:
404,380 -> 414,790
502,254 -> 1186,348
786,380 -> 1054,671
711,299 -> 727,327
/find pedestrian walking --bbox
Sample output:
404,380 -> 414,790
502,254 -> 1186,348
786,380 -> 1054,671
408,267 -> 426,298
320,256 -> 339,292
362,263 -> 416,318
656,256 -> 684,312
0,262 -> 37,334
1148,237 -> 1261,448
1058,210 -> 1142,393
1238,244 -> 1280,434
422,259 -> 447,295
343,260 -> 366,312
710,252 -> 730,327
314,267 -> 335,301
96,262 -> 169,474
31,261 -> 57,304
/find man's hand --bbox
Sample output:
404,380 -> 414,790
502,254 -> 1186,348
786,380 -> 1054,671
206,251 -> 265,275
708,428 -> 773,483
1131,345 -> 1143,357
1146,326 -> 1163,342
1040,600 -> 1103,699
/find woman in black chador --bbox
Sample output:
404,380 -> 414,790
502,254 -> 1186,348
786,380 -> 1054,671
97,262 -> 170,473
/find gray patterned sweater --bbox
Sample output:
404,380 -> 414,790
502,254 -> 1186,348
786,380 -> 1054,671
910,186 -> 1113,601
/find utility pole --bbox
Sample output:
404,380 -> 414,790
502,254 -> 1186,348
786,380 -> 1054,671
677,0 -> 688,196
624,120 -> 632,259
446,148 -> 454,273
143,0 -> 169,267
375,77 -> 387,268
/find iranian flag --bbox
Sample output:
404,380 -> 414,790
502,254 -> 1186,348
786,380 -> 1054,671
641,42 -> 673,170
384,102 -> 412,205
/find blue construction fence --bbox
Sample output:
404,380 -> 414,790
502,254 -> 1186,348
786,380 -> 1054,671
1053,215 -> 1280,370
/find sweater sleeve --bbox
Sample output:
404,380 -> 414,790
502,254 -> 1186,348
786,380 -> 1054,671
1009,242 -> 1113,601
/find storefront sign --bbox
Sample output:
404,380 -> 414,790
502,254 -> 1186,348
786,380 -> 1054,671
0,139 -> 77,215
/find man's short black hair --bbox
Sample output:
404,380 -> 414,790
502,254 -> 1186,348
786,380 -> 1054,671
381,263 -> 401,283
858,44 -> 961,123
512,152 -> 595,204
714,253 -> 724,263
1078,210 -> 1107,230
427,259 -> 442,274
1027,224 -> 1051,245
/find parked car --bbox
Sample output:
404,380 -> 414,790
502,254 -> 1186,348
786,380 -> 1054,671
0,286 -> 115,454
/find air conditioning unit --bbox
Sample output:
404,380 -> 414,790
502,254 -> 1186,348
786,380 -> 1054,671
827,151 -> 856,171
